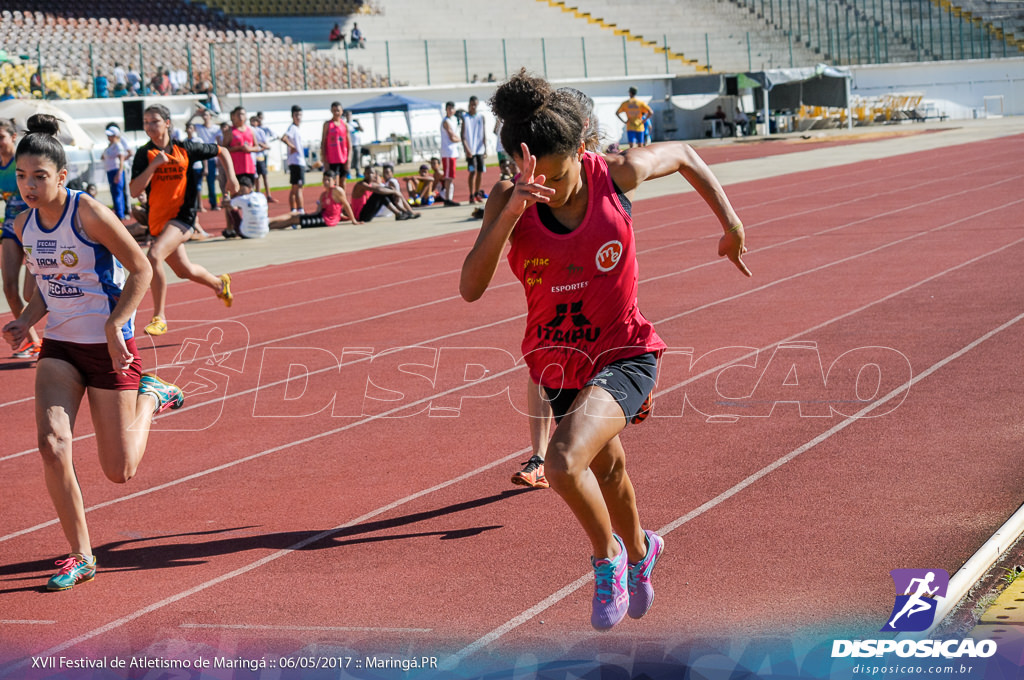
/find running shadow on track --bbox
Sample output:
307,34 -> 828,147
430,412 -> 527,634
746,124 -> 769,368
0,527 -> 255,594
0,489 -> 531,587
0,361 -> 36,371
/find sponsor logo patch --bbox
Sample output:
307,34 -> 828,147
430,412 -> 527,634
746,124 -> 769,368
596,240 -> 623,272
47,281 -> 84,298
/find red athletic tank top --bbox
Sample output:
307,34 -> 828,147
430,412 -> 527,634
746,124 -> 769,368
506,151 -> 665,389
350,186 -> 368,218
320,188 -> 343,226
325,120 -> 349,165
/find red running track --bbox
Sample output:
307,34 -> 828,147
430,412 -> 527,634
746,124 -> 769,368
0,131 -> 1023,678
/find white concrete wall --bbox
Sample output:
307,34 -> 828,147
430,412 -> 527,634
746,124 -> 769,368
849,57 -> 1024,119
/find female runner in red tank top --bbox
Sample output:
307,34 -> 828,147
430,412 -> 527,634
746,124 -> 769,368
461,70 -> 751,631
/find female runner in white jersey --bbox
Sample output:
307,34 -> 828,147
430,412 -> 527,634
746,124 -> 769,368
461,71 -> 750,630
2,115 -> 185,591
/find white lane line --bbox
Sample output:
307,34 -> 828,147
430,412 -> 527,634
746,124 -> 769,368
179,623 -> 432,633
443,308 -> 1024,670
160,244 -> 469,312
0,396 -> 32,409
170,266 -> 465,327
0,620 -> 55,625
652,198 -> 1024,326
0,446 -> 530,677
653,234 -> 1024,398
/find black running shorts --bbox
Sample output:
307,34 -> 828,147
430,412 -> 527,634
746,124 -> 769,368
541,352 -> 658,426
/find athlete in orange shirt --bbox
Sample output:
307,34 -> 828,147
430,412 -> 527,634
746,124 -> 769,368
615,87 -> 653,148
130,105 -> 239,336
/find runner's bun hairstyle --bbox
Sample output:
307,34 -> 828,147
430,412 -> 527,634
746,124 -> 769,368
16,114 -> 66,170
557,86 -> 601,152
490,69 -> 583,160
26,113 -> 60,136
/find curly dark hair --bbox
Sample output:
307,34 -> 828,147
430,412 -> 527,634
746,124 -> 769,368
489,69 -> 584,160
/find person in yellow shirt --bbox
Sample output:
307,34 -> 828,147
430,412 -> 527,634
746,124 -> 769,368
615,87 -> 653,148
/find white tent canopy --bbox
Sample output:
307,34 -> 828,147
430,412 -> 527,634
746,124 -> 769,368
0,99 -> 96,148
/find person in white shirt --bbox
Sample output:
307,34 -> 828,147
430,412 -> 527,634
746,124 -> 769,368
169,70 -> 187,94
439,101 -> 461,206
344,111 -> 363,178
191,108 -> 222,209
494,118 -> 516,181
255,111 -> 276,164
101,125 -> 131,220
112,63 -> 127,90
461,96 -> 487,203
249,115 -> 275,203
734,107 -> 750,136
380,164 -> 418,215
280,105 -> 306,214
183,123 -> 212,240
227,176 -> 297,239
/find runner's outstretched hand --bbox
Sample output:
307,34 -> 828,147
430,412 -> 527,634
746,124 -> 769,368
719,225 -> 751,277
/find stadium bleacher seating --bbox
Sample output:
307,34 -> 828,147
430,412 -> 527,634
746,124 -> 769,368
0,1 -> 388,100
234,0 -> 1020,90
554,0 -> 1021,70
202,0 -> 366,17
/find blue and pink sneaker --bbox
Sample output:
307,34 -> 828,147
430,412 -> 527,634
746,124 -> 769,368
46,553 -> 97,591
591,534 -> 629,631
627,530 -> 665,619
139,374 -> 185,415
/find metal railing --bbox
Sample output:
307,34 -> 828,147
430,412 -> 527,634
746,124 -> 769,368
2,20 -> 1018,101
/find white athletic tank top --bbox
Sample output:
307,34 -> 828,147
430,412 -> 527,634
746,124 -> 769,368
21,189 -> 134,343
440,115 -> 461,158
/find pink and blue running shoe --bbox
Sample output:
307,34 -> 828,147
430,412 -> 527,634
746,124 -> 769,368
139,374 -> 184,414
591,534 -> 629,631
46,554 -> 97,591
627,530 -> 665,619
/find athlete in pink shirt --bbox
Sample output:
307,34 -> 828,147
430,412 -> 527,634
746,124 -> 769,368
461,70 -> 750,632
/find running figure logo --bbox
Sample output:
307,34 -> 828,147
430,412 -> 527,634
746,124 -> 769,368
881,569 -> 949,632
134,320 -> 250,432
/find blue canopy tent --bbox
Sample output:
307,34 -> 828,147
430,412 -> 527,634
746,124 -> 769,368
346,91 -> 440,115
346,91 -> 441,140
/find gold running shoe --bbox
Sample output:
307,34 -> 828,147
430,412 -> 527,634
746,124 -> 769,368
217,273 -> 233,307
144,316 -> 167,336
